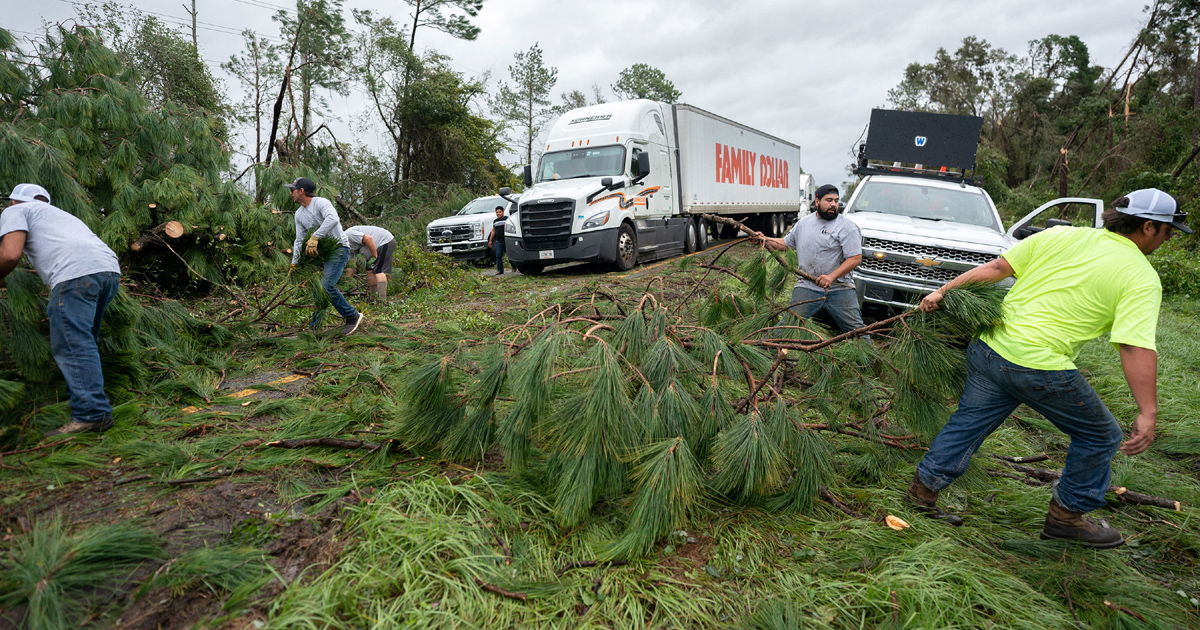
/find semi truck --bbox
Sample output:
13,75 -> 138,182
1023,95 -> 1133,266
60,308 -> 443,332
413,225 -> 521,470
499,100 -> 812,274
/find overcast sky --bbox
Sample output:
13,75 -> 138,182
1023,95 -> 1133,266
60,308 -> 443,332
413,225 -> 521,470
10,0 -> 1149,190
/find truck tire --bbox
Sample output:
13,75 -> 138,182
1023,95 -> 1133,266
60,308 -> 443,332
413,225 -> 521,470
515,264 -> 544,276
614,223 -> 638,271
695,217 -> 708,251
718,223 -> 739,239
684,218 -> 698,254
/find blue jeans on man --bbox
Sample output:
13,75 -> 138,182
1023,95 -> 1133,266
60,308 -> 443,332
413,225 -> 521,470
314,245 -> 358,329
492,241 -> 505,274
787,285 -> 866,333
917,339 -> 1123,513
48,272 -> 120,425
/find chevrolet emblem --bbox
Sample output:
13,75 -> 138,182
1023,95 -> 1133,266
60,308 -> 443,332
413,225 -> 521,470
913,257 -> 942,267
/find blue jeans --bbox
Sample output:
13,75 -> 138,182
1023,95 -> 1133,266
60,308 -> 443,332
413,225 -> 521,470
917,339 -> 1123,513
787,285 -> 865,333
492,241 -> 505,273
48,272 -> 120,424
314,246 -> 357,328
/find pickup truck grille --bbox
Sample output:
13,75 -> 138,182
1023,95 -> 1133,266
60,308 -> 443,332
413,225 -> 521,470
863,237 -> 998,265
520,200 -> 574,250
428,224 -> 474,245
859,257 -> 961,284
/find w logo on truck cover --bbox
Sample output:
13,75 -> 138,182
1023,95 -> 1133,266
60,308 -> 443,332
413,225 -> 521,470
589,187 -> 662,209
914,136 -> 927,147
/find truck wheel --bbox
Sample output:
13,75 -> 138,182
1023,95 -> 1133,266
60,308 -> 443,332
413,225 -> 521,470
515,264 -> 544,276
695,217 -> 708,251
614,223 -> 638,271
684,218 -> 698,254
773,214 -> 784,237
718,223 -> 739,239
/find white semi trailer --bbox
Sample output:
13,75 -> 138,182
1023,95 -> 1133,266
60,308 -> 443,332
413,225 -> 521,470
500,100 -> 811,274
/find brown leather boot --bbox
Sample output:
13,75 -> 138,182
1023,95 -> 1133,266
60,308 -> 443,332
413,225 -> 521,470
904,472 -> 963,526
1040,498 -> 1124,548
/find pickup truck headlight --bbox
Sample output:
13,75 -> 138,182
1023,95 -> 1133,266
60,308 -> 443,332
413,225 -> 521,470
582,210 -> 609,230
471,222 -> 483,240
505,219 -> 516,235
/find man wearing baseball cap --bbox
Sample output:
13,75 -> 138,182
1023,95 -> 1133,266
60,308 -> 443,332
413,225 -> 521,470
284,177 -> 363,335
760,184 -> 866,333
906,188 -> 1188,547
0,184 -> 122,436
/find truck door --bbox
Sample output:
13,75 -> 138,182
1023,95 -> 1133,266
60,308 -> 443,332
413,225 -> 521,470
1006,198 -> 1104,240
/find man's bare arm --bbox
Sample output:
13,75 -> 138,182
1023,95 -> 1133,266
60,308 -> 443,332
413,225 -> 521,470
361,234 -> 377,258
919,257 -> 1016,312
0,231 -> 27,281
816,255 -> 862,288
1118,344 -> 1158,455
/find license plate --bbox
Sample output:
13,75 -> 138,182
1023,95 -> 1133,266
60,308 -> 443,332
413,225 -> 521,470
441,246 -> 452,253
539,250 -> 554,260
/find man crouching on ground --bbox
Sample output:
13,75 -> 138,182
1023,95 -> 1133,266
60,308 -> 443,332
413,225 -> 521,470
906,188 -> 1187,548
285,177 -> 364,336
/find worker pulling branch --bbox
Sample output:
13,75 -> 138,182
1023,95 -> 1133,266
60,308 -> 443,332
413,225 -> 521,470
907,188 -> 1189,548
284,177 -> 364,336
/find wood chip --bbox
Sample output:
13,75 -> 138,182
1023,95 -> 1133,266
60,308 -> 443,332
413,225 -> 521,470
885,515 -> 910,530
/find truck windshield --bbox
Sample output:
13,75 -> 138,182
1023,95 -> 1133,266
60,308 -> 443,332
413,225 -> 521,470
457,197 -> 502,216
536,146 -> 625,183
848,181 -> 999,230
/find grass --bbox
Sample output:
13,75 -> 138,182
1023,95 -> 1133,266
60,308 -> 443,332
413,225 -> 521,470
2,252 -> 1200,628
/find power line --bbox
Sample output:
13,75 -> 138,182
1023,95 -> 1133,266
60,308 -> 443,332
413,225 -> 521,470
55,0 -> 283,43
228,0 -> 295,13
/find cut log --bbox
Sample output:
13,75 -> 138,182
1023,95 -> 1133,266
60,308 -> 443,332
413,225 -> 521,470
130,221 -> 185,252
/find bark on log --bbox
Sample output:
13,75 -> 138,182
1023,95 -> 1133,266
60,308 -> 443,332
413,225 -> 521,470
263,437 -> 382,451
997,460 -> 1182,511
130,221 -> 185,252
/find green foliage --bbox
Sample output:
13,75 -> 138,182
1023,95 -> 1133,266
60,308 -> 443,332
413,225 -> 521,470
0,517 -> 163,630
611,63 -> 681,103
141,545 -> 272,609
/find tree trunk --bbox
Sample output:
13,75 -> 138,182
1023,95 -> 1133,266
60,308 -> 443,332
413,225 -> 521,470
130,221 -> 185,252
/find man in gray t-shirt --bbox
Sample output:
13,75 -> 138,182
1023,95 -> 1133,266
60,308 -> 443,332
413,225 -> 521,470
762,184 -> 866,333
0,184 -> 122,436
284,177 -> 362,335
344,225 -> 395,300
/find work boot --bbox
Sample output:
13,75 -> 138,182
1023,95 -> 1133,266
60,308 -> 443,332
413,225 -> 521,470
342,312 -> 364,336
44,416 -> 114,438
904,472 -> 964,526
1040,497 -> 1124,548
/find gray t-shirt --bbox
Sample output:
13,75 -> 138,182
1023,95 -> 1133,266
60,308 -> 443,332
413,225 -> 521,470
291,196 -> 349,264
782,212 -> 862,290
344,226 -> 395,258
0,201 -> 120,288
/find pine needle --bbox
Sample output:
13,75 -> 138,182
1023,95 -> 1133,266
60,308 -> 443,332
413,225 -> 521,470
602,437 -> 702,559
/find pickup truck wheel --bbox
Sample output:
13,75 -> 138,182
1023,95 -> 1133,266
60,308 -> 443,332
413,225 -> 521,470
515,264 -> 544,276
614,223 -> 638,271
684,218 -> 698,254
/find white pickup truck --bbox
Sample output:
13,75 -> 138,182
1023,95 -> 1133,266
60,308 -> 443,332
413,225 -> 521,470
845,109 -> 1102,310
426,194 -> 518,262
499,99 -> 812,274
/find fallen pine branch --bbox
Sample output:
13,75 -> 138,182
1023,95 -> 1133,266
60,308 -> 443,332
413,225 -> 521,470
555,559 -> 629,577
1103,600 -> 1146,622
473,576 -> 527,602
263,438 -> 382,451
992,453 -> 1050,464
113,474 -> 151,487
996,460 -> 1182,510
819,486 -> 861,518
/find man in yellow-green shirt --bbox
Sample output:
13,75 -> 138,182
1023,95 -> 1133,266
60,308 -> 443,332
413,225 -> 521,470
904,188 -> 1188,548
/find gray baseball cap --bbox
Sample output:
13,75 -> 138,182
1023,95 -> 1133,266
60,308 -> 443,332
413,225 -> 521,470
1118,188 -> 1191,234
2,183 -> 51,204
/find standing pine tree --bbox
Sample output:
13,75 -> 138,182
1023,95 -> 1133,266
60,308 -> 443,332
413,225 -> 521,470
492,43 -> 558,166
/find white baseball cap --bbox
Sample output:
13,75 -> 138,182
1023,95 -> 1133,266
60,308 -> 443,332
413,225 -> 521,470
1117,188 -> 1192,234
2,183 -> 51,204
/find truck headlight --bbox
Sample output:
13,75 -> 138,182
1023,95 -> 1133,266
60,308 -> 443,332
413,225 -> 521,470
582,210 -> 609,230
505,220 -> 516,235
472,222 -> 483,240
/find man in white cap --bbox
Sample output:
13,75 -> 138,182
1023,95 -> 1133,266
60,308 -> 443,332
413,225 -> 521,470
284,177 -> 363,335
0,184 -> 122,436
905,188 -> 1189,548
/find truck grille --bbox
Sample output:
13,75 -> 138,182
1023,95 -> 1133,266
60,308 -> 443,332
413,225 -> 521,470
863,237 -> 998,265
859,257 -> 961,284
520,200 -> 574,250
428,224 -> 474,245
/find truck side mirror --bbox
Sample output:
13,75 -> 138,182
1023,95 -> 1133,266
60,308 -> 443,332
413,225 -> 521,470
637,152 -> 651,177
499,187 -> 511,196
523,165 -> 533,188
838,201 -> 846,214
601,177 -> 613,187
